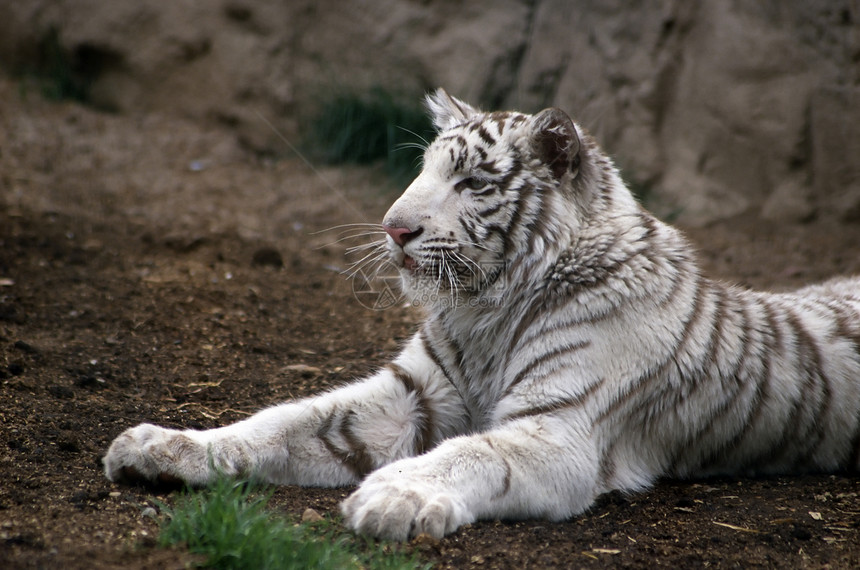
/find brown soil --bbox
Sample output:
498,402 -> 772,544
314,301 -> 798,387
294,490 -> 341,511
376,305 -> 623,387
1,77 -> 859,569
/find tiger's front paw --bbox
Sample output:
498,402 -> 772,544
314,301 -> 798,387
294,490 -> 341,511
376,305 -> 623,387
103,423 -> 207,486
341,463 -> 473,541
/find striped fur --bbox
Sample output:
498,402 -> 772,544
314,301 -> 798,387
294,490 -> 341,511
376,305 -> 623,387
103,89 -> 860,541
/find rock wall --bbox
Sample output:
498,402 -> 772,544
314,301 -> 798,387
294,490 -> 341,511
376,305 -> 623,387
1,0 -> 858,224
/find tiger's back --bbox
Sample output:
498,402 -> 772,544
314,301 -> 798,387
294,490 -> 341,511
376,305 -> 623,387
589,269 -> 860,491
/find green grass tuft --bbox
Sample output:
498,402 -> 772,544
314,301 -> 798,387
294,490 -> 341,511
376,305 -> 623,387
304,87 -> 435,187
23,27 -> 90,103
157,477 -> 429,570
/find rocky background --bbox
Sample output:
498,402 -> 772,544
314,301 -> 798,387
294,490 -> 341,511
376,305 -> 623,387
1,0 -> 858,226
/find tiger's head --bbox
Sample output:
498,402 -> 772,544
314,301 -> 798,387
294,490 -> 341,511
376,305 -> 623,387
382,89 -> 629,309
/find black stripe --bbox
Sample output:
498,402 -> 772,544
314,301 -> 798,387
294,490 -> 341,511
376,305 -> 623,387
503,340 -> 591,398
592,278 -> 710,479
784,307 -> 832,468
635,286 -> 724,433
476,124 -> 496,146
444,322 -> 468,372
595,276 -> 706,426
639,212 -> 659,240
526,190 -> 553,253
455,148 -> 467,172
387,363 -> 435,454
831,298 -> 860,357
828,300 -> 860,469
502,191 -> 527,258
508,293 -> 547,355
513,302 -> 620,355
477,199 -> 511,219
420,327 -> 458,387
419,326 -> 471,426
478,160 -> 500,174
482,437 -> 512,499
720,294 -> 756,385
715,297 -> 781,471
317,409 -> 373,479
503,377 -> 604,422
438,133 -> 464,144
513,249 -> 691,355
656,259 -> 690,309
388,362 -> 417,392
670,293 -> 755,473
494,161 -> 526,258
490,111 -> 512,134
458,215 -> 480,245
744,302 -> 821,470
649,284 -> 727,424
597,180 -> 614,211
641,282 -> 721,411
497,159 -> 523,191
703,287 -> 727,370
317,411 -> 338,451
598,442 -> 617,487
340,411 -> 375,477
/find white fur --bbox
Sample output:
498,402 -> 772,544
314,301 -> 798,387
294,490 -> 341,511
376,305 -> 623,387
104,90 -> 860,540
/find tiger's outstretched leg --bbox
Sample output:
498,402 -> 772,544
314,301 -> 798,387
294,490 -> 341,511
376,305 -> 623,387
103,335 -> 468,487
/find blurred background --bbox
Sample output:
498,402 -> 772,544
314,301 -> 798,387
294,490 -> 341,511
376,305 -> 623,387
1,0 -> 858,226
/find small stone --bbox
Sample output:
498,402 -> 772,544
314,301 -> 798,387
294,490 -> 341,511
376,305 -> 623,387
301,508 -> 324,523
47,385 -> 75,399
282,364 -> 322,377
13,340 -> 38,354
411,532 -> 440,550
57,438 -> 80,453
141,507 -> 157,518
251,247 -> 283,268
791,525 -> 813,541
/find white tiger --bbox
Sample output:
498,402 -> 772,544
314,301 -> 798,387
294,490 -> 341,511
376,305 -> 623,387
104,89 -> 860,541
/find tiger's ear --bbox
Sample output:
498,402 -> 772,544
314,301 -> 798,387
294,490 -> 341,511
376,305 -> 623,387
425,88 -> 481,132
531,108 -> 581,180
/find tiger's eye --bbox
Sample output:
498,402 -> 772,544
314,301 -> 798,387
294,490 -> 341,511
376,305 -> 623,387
457,177 -> 488,192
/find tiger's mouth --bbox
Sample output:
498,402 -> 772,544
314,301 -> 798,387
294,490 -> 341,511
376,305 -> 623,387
402,255 -> 419,271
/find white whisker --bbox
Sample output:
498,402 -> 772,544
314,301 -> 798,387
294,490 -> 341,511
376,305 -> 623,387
346,240 -> 387,255
457,238 -> 492,252
318,233 -> 387,249
395,125 -> 431,149
345,247 -> 390,279
312,223 -> 385,235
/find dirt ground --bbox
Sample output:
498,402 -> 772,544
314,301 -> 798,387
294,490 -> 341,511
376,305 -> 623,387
1,76 -> 859,569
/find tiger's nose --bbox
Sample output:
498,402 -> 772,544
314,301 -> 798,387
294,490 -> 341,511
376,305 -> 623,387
383,225 -> 424,247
